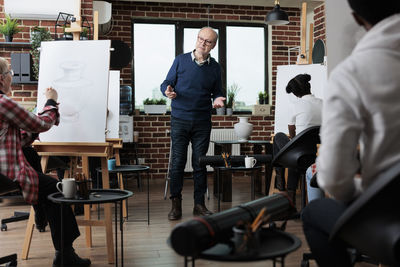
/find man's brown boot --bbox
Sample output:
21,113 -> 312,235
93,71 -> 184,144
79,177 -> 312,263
168,197 -> 182,220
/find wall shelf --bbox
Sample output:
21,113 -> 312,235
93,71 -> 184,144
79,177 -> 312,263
12,80 -> 38,85
0,42 -> 32,49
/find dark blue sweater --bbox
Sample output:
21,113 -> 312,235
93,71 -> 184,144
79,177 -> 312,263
160,52 -> 223,121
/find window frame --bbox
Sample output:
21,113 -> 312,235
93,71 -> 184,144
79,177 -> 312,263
131,18 -> 269,114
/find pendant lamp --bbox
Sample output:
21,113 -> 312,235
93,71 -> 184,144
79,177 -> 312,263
265,0 -> 289,25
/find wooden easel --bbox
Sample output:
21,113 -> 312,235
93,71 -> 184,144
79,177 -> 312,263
107,138 -> 129,218
22,142 -> 116,263
297,2 -> 309,65
21,1 -> 117,263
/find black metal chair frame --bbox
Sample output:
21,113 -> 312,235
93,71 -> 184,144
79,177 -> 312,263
0,173 -> 29,232
272,126 -> 320,210
329,161 -> 400,266
0,173 -> 20,266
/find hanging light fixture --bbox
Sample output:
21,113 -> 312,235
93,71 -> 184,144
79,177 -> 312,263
265,0 -> 289,25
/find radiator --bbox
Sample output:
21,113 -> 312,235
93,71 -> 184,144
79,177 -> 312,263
184,128 -> 240,172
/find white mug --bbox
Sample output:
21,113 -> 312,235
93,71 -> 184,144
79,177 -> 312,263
56,178 -> 77,199
245,156 -> 257,168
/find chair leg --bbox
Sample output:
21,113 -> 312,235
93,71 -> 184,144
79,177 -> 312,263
0,253 -> 17,266
22,206 -> 35,260
300,172 -> 307,210
1,211 -> 30,231
164,178 -> 169,200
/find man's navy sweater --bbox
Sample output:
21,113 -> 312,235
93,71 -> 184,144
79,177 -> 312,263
160,52 -> 223,121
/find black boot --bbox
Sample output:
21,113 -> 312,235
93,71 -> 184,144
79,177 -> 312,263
53,247 -> 91,267
193,204 -> 213,216
168,197 -> 182,220
34,205 -> 47,233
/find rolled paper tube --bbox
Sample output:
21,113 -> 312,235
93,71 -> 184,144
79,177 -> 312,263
169,193 -> 295,257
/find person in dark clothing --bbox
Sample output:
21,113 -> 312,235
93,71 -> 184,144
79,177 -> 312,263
161,27 -> 225,220
273,74 -> 322,205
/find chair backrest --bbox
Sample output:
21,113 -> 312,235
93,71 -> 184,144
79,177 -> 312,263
272,126 -> 320,170
330,162 -> 400,266
0,173 -> 20,196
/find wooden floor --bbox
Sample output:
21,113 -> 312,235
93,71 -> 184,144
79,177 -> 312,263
0,176 -> 375,267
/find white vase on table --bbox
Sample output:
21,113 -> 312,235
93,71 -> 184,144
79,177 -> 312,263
234,116 -> 253,141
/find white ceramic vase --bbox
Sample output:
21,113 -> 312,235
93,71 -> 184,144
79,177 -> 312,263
234,116 -> 253,141
53,61 -> 92,122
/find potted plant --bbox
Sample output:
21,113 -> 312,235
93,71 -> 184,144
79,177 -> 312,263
258,91 -> 265,105
30,26 -> 52,80
253,90 -> 271,115
62,25 -> 73,40
0,14 -> 21,42
226,83 -> 240,116
143,98 -> 167,114
80,27 -> 89,40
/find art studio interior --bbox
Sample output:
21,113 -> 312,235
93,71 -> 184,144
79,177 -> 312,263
1,0 -> 399,266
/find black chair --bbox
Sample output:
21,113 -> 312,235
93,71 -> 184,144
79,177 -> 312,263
329,161 -> 400,266
0,173 -> 29,232
272,126 -> 320,210
0,173 -> 20,266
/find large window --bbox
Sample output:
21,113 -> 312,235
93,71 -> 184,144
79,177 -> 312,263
133,23 -> 175,110
132,20 -> 268,113
227,26 -> 265,111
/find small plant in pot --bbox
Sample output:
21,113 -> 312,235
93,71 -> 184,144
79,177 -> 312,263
62,25 -> 73,40
226,83 -> 240,116
143,98 -> 167,114
258,91 -> 265,105
80,27 -> 89,40
0,14 -> 21,42
30,26 -> 52,80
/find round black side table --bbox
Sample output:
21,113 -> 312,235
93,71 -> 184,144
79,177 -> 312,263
214,166 -> 262,212
48,189 -> 133,267
184,227 -> 301,267
96,165 -> 150,224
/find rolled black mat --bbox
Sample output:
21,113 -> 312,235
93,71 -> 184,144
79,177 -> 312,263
169,193 -> 295,257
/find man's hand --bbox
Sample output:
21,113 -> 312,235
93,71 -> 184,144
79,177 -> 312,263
45,87 -> 58,102
165,85 -> 177,99
213,96 -> 226,108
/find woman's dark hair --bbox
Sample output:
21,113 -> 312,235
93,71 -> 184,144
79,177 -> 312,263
348,0 -> 400,25
286,74 -> 311,97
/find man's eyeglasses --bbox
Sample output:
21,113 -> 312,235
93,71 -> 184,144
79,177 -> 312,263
197,36 -> 214,46
3,69 -> 14,76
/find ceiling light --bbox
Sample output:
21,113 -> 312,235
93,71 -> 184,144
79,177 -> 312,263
265,0 -> 289,25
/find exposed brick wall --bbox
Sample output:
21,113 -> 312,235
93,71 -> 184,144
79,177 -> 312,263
0,1 -> 326,180
313,4 -> 326,43
105,1 -> 302,106
107,2 -> 301,179
125,114 -> 275,179
0,0 -> 93,101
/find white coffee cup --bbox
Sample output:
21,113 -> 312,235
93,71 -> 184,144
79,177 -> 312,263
245,156 -> 257,168
56,178 -> 77,199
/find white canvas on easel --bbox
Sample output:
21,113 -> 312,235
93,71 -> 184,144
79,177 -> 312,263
106,70 -> 120,139
36,40 -> 111,142
274,64 -> 327,134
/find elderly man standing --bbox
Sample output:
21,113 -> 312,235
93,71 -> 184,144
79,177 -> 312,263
161,27 -> 225,220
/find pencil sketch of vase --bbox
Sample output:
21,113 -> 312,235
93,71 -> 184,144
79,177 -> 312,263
52,61 -> 92,122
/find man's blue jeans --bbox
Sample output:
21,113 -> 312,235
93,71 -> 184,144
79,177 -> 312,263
170,116 -> 211,205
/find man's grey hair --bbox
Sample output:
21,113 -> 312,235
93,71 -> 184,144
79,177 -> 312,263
0,57 -> 9,75
200,26 -> 219,42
